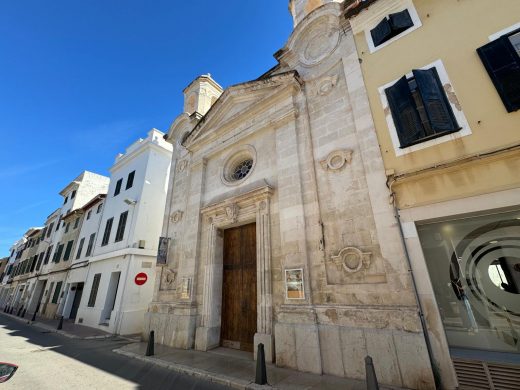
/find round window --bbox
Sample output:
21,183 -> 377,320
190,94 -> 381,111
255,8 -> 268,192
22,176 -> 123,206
231,159 -> 253,181
221,145 -> 257,186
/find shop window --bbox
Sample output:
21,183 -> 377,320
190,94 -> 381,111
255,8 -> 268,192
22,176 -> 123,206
417,210 -> 520,354
385,67 -> 460,148
477,28 -> 520,112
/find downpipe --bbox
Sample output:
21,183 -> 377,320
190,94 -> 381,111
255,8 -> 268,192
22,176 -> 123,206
391,195 -> 441,389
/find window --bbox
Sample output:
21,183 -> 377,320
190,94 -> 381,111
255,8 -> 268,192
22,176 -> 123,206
74,218 -> 80,229
53,243 -> 64,263
477,28 -> 520,112
63,240 -> 74,261
114,179 -> 123,196
115,211 -> 129,242
71,190 -> 76,199
417,210 -> 520,354
76,237 -> 85,259
87,274 -> 101,307
48,223 -> 54,237
371,9 -> 414,47
65,222 -> 70,233
30,256 -> 37,273
86,210 -> 92,220
385,67 -> 460,148
126,171 -> 135,190
101,218 -> 113,246
85,233 -> 95,256
364,6 -> 421,52
52,281 -> 62,304
44,245 -> 53,265
222,145 -> 257,186
56,220 -> 60,231
36,252 -> 44,271
63,196 -> 68,204
97,203 -> 103,214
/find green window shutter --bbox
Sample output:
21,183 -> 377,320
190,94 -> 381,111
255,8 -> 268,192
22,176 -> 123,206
413,68 -> 459,132
389,9 -> 414,35
76,238 -> 85,259
371,17 -> 392,47
385,75 -> 425,147
115,211 -> 129,242
477,35 -> 520,112
52,282 -> 62,304
126,171 -> 135,190
63,240 -> 74,261
88,274 -> 101,307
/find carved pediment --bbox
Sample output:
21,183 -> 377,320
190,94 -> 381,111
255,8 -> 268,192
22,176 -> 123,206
184,72 -> 301,149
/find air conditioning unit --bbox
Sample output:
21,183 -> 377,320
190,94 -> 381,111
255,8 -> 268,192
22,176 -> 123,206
138,240 -> 146,249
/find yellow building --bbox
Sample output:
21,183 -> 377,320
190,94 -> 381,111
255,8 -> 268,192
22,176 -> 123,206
346,0 -> 520,388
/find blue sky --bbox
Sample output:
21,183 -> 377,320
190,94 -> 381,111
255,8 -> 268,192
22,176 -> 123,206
0,1 -> 292,256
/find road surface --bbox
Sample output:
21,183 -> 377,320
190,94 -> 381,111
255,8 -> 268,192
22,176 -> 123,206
0,314 -> 229,389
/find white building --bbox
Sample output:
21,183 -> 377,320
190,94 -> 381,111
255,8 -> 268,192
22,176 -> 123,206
59,194 -> 106,320
28,171 -> 109,320
75,129 -> 172,335
0,239 -> 25,310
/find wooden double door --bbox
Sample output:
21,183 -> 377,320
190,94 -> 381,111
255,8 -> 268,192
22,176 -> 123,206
221,223 -> 257,352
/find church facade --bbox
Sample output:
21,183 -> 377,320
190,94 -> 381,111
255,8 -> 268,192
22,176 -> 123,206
145,1 -> 436,388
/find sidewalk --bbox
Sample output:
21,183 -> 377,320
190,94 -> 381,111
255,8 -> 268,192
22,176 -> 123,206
114,342 -> 403,390
1,311 -> 113,339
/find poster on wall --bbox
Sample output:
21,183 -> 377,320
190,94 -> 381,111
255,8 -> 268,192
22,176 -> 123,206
157,237 -> 169,264
180,277 -> 192,300
285,268 -> 305,299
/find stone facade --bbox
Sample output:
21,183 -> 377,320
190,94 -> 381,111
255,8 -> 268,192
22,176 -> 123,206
145,2 -> 435,389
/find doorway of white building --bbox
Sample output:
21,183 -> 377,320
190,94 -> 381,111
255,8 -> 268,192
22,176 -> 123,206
62,283 -> 85,320
100,272 -> 120,324
28,280 -> 46,315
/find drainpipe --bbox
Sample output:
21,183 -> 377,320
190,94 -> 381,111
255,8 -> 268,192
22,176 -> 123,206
388,179 -> 440,389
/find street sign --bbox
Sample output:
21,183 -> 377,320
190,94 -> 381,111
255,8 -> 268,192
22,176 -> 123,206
135,272 -> 148,286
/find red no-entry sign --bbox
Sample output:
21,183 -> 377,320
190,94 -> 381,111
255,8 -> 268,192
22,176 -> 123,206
135,272 -> 148,286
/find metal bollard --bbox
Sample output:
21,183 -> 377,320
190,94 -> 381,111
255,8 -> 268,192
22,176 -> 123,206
10,306 -> 14,314
146,330 -> 155,356
21,308 -> 26,318
255,343 -> 268,385
57,316 -> 64,330
17,306 -> 23,316
365,356 -> 380,390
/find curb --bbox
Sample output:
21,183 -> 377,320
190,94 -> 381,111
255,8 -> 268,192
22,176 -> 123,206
113,347 -> 274,390
1,312 -> 112,340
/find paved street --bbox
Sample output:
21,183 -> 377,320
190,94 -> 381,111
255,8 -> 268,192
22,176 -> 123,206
0,314 -> 229,389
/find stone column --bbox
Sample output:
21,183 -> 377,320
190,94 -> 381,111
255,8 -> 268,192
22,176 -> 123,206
254,198 -> 274,362
195,219 -> 222,350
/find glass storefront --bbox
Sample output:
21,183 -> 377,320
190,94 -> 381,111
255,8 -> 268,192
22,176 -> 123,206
417,209 -> 520,355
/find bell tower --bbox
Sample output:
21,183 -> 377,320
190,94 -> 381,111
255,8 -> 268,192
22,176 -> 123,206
289,0 -> 343,27
183,74 -> 223,116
